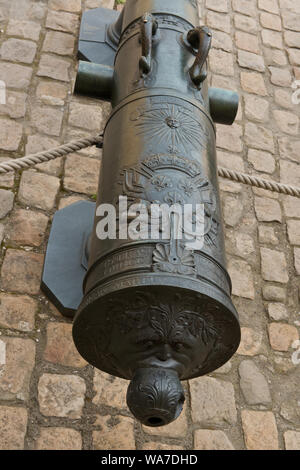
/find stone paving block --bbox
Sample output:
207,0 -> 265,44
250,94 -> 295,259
258,0 -> 279,15
268,323 -> 299,351
273,110 -> 299,135
46,10 -> 79,33
206,11 -> 231,33
37,54 -> 71,81
245,123 -> 275,152
267,303 -> 289,321
0,38 -> 37,64
284,431 -> 300,450
223,195 -> 244,227
212,31 -> 233,52
0,336 -> 35,400
269,66 -> 292,86
216,123 -> 243,152
190,377 -> 237,426
38,373 -> 86,418
7,209 -> 48,246
280,160 -> 300,187
235,32 -> 260,54
194,430 -> 234,450
93,371 -> 128,410
0,91 -> 27,119
287,48 -> 300,65
9,0 -> 46,21
287,220 -> 300,245
0,189 -> 14,219
93,416 -> 135,450
241,410 -> 278,450
258,225 -> 279,245
49,0 -> 82,13
36,427 -> 82,450
64,154 -> 100,195
282,11 -> 300,32
0,118 -> 23,151
254,197 -> 282,222
244,96 -> 269,122
237,50 -> 265,72
1,249 -> 44,295
234,14 -> 258,33
232,0 -> 256,17
6,19 -> 41,40
36,81 -> 68,107
0,293 -> 37,331
18,170 -> 60,211
278,138 -> 300,164
274,89 -> 294,109
209,49 -> 235,76
237,327 -> 263,356
282,195 -> 300,219
68,102 -> 104,131
30,105 -> 63,137
260,12 -> 282,30
206,0 -> 229,13
42,31 -> 75,56
284,31 -> 300,48
228,259 -> 255,299
239,360 -> 271,405
261,248 -> 289,283
0,406 -> 28,450
240,71 -> 267,95
248,149 -> 275,173
0,63 -> 32,89
44,322 -> 87,368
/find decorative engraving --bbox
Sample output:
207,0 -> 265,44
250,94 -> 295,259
127,368 -> 184,426
74,288 -> 239,380
153,242 -> 196,276
118,153 -> 219,250
134,104 -> 208,154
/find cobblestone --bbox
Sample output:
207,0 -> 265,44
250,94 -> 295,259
0,0 -> 298,451
0,337 -> 35,400
0,407 -> 28,450
190,377 -> 237,426
38,373 -> 86,418
0,293 -> 37,331
241,410 -> 279,450
93,416 -> 135,450
18,170 -> 60,210
36,427 -> 82,450
1,249 -> 44,295
194,430 -> 234,450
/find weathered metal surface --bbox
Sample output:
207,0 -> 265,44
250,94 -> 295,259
44,0 -> 241,427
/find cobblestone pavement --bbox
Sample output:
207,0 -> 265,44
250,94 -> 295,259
0,0 -> 299,451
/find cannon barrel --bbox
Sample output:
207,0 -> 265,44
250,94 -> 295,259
43,0 -> 241,428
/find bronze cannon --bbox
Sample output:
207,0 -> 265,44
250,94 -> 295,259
42,0 -> 241,427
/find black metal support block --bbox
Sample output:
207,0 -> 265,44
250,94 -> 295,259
41,201 -> 95,318
78,7 -> 120,66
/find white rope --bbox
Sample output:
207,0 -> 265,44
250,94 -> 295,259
0,134 -> 299,198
